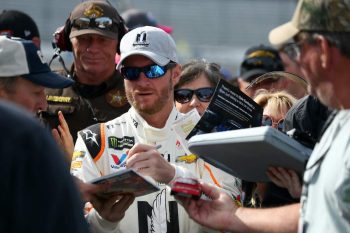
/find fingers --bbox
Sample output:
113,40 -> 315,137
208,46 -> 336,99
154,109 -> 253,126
91,194 -> 135,222
112,195 -> 135,213
90,194 -> 120,213
58,111 -> 70,132
126,144 -> 163,168
267,167 -> 285,187
127,143 -> 158,159
277,167 -> 293,182
267,167 -> 302,198
51,128 -> 61,145
199,181 -> 221,200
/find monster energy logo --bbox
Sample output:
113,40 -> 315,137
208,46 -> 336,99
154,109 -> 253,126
108,136 -> 135,150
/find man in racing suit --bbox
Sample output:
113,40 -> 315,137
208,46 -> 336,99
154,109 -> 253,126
72,26 -> 241,233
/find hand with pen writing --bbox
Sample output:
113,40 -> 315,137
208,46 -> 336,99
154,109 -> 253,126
126,143 -> 175,184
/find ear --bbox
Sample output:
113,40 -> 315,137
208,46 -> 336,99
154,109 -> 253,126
0,88 -> 9,99
172,64 -> 182,85
31,37 -> 41,49
317,35 -> 331,69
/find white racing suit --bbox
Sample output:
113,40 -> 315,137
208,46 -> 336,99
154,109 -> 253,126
72,106 -> 241,233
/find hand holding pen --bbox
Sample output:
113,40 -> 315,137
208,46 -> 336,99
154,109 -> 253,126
126,143 -> 175,184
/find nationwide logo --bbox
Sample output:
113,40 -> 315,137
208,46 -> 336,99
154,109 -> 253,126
108,136 -> 134,150
111,153 -> 127,168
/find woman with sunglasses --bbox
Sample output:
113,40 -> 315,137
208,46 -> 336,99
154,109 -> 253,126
174,60 -> 222,116
249,90 -> 297,207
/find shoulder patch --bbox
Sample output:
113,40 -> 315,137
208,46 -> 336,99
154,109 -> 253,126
79,123 -> 103,160
46,95 -> 72,103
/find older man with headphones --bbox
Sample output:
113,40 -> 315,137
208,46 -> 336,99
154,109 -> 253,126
42,0 -> 130,142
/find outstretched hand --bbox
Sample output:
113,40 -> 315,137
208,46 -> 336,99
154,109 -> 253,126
126,143 -> 175,184
267,167 -> 302,199
52,111 -> 74,162
176,181 -> 239,232
90,193 -> 135,222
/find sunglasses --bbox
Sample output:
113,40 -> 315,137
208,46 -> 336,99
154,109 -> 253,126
280,41 -> 303,62
262,115 -> 285,131
174,87 -> 215,104
72,17 -> 118,32
120,63 -> 175,81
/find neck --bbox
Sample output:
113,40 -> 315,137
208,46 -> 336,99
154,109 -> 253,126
139,103 -> 174,128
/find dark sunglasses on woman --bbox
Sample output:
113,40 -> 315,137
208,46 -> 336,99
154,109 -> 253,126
174,87 -> 215,104
120,62 -> 176,81
262,115 -> 285,131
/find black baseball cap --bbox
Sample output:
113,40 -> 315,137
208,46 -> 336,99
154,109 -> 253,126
0,10 -> 40,40
239,44 -> 284,82
121,8 -> 173,34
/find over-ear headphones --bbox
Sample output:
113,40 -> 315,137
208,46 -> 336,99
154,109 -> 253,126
52,17 -> 72,52
52,13 -> 127,54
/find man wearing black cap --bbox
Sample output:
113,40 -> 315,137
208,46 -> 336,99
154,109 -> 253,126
0,10 -> 41,48
239,44 -> 307,99
121,8 -> 173,33
42,0 -> 130,142
238,44 -> 284,97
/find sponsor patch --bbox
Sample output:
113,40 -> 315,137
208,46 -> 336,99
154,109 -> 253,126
110,153 -> 127,168
108,136 -> 134,150
175,154 -> 198,164
71,161 -> 82,170
72,151 -> 86,161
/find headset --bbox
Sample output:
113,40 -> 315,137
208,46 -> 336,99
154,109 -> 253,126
49,1 -> 127,75
52,16 -> 127,53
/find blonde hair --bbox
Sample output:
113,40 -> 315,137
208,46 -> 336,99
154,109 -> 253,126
254,90 -> 297,116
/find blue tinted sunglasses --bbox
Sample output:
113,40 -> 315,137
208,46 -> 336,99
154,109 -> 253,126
120,63 -> 176,81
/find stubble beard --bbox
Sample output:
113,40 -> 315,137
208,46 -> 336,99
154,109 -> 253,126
126,77 -> 174,115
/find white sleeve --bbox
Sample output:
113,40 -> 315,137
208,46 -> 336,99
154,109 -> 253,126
70,134 -> 101,182
168,163 -> 198,184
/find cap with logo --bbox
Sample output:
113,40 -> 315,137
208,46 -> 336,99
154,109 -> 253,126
269,0 -> 350,47
239,44 -> 284,82
121,8 -> 173,34
69,0 -> 123,39
0,36 -> 74,88
0,10 -> 40,40
116,26 -> 178,70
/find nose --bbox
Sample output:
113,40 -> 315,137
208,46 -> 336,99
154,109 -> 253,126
189,95 -> 201,108
136,72 -> 151,85
86,37 -> 100,52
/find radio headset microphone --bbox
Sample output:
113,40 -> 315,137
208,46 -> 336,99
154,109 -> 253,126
48,26 -> 72,78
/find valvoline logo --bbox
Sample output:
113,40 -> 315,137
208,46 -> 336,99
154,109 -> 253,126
111,153 -> 127,168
